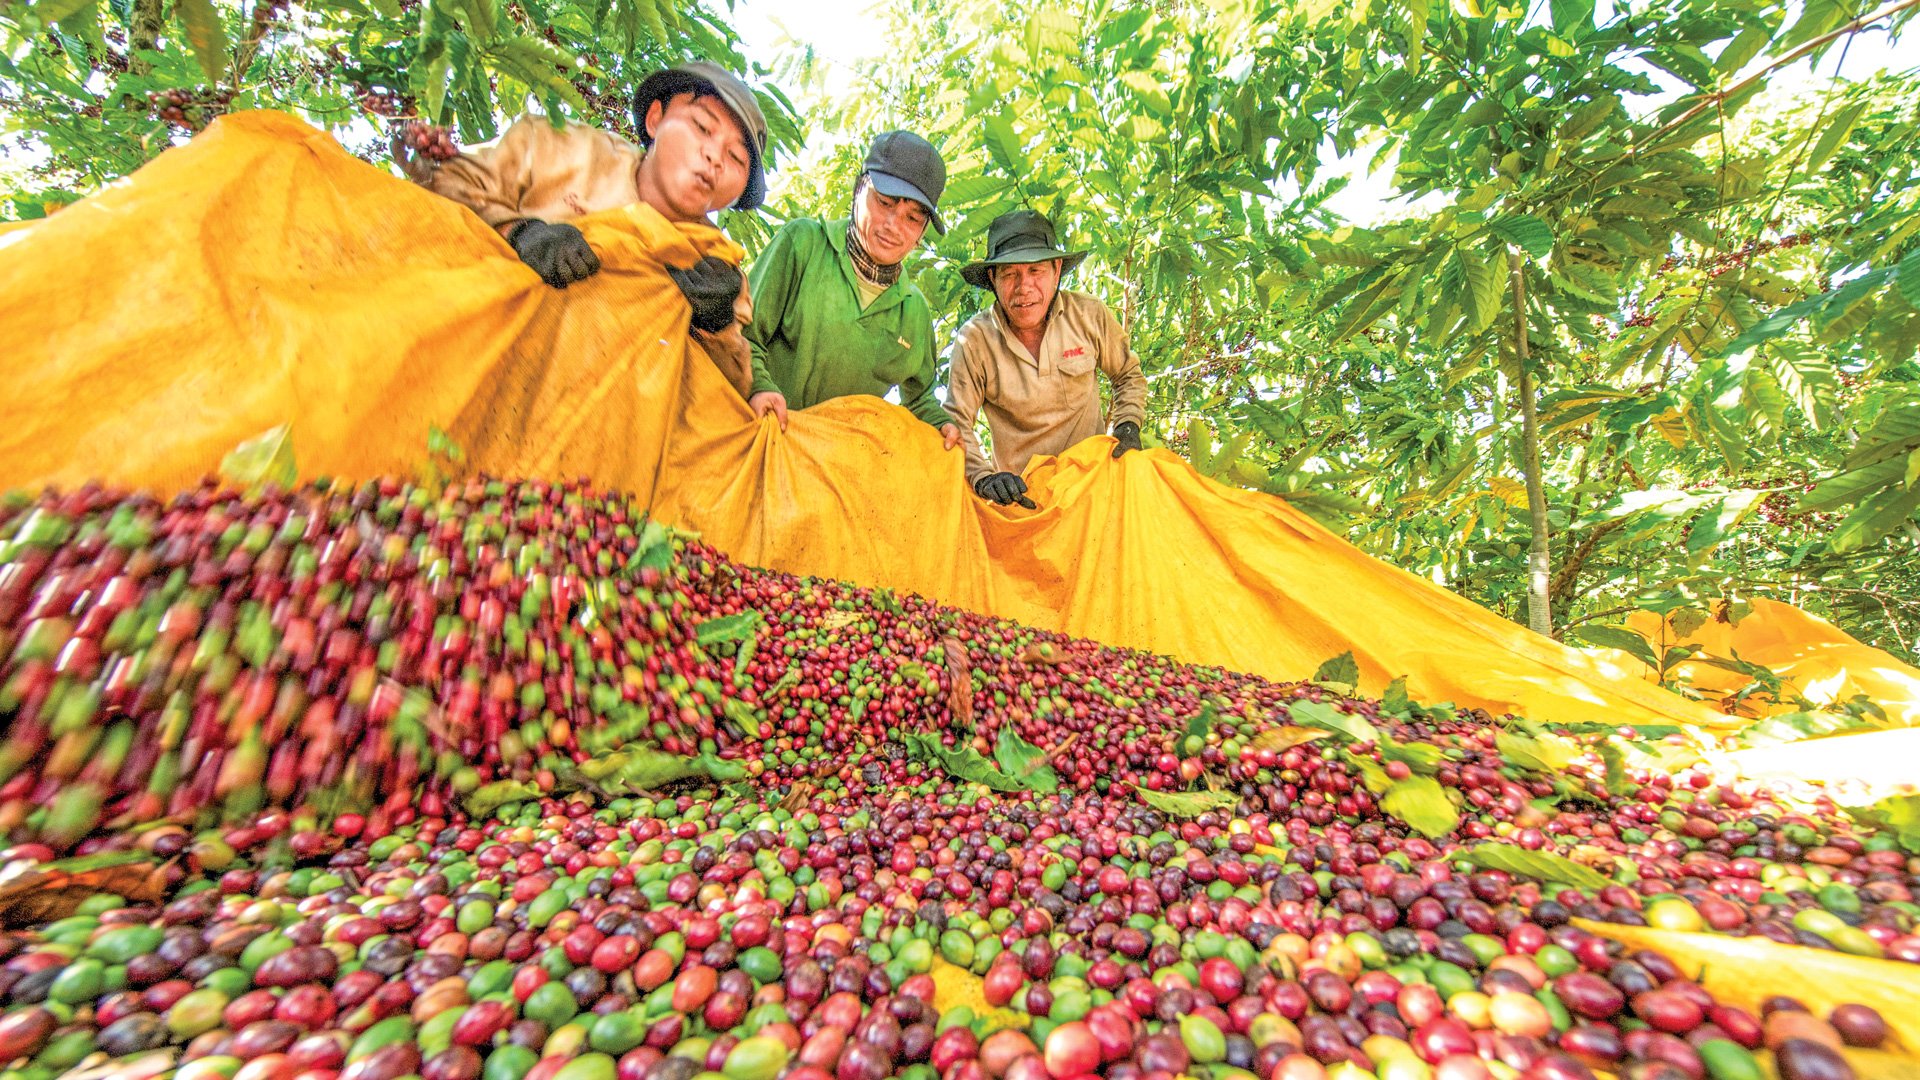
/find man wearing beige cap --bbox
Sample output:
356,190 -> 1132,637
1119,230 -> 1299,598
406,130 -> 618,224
946,209 -> 1147,508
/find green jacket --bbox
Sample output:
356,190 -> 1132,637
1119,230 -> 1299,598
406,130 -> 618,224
745,217 -> 949,429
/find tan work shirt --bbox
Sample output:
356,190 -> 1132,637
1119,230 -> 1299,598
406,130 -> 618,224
413,114 -> 755,398
945,289 -> 1148,484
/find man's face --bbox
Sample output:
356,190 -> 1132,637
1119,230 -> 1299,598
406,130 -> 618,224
638,92 -> 751,222
991,260 -> 1063,332
855,183 -> 931,266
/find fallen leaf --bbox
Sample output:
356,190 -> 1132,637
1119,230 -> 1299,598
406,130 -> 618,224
1020,641 -> 1066,666
944,635 -> 974,730
0,853 -> 175,929
778,782 -> 815,814
1248,726 -> 1332,752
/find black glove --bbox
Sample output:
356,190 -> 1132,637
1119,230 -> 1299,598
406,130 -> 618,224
1111,420 -> 1142,458
974,472 -> 1037,509
509,219 -> 600,288
667,256 -> 744,333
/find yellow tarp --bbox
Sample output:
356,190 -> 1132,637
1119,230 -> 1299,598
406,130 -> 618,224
0,112 -> 1737,728
1576,920 -> 1920,1074
1617,600 -> 1920,726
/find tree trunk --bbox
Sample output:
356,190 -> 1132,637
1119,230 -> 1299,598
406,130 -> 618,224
129,0 -> 165,75
1510,250 -> 1553,637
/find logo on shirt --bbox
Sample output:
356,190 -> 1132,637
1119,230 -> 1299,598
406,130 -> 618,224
1062,347 -> 1087,358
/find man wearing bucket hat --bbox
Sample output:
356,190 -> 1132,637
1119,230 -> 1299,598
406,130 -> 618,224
741,131 -> 964,448
946,209 -> 1147,508
394,61 -> 769,394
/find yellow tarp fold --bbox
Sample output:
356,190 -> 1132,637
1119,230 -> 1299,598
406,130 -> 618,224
0,112 -> 1749,728
1618,600 -> 1920,726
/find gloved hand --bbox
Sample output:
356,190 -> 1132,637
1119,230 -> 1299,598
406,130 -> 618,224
974,472 -> 1037,509
509,219 -> 601,288
1111,420 -> 1142,458
667,256 -> 744,333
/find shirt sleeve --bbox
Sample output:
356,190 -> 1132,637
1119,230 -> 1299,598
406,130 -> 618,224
744,221 -> 811,399
418,115 -> 558,237
944,322 -> 997,485
1096,298 -> 1148,429
897,304 -> 952,430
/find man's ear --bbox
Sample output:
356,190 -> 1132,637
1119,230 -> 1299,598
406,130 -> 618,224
643,99 -> 667,141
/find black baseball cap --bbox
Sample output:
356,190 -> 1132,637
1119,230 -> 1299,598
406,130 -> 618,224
863,130 -> 946,234
632,61 -> 770,212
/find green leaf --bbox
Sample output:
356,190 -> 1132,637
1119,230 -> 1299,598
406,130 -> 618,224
1118,70 -> 1171,118
1766,346 -> 1838,430
1459,843 -> 1611,891
627,520 -> 675,576
608,748 -> 737,792
1024,8 -> 1078,56
1722,265 -> 1898,355
1382,776 -> 1459,838
906,733 -> 1035,794
942,175 -> 1014,205
1380,739 -> 1444,775
419,41 -> 452,123
1684,490 -> 1761,560
460,0 -> 495,40
1313,651 -> 1360,690
1843,796 -> 1920,854
1185,700 -> 1217,744
694,611 -> 762,647
219,425 -> 298,491
1574,625 -> 1659,670
1803,100 -> 1867,178
1349,755 -> 1392,795
1781,0 -> 1847,51
463,780 -> 541,818
1619,738 -> 1703,773
1380,676 -> 1413,718
1736,710 -> 1875,751
1496,730 -> 1581,774
29,0 -> 96,26
1548,0 -> 1593,35
1134,786 -> 1239,818
992,729 -> 1060,794
1898,247 -> 1920,310
1288,699 -> 1380,745
174,0 -> 229,83
983,110 -> 1025,175
1597,742 -> 1627,796
1826,485 -> 1920,553
1465,250 -> 1503,334
1488,215 -> 1554,259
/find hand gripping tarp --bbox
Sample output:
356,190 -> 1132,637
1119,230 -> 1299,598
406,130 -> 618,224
0,112 -> 1738,729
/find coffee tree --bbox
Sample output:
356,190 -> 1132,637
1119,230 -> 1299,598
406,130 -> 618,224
783,0 -> 1920,661
0,0 -> 800,216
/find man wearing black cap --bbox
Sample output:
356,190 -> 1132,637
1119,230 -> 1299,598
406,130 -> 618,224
741,130 -> 963,448
946,209 -> 1147,509
394,61 -> 769,396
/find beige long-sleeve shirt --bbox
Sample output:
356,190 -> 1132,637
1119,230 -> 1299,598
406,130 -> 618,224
945,289 -> 1147,485
420,114 -> 648,236
412,114 -> 755,398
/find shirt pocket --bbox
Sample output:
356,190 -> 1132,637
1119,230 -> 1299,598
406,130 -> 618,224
1055,346 -> 1097,379
870,328 -> 921,386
